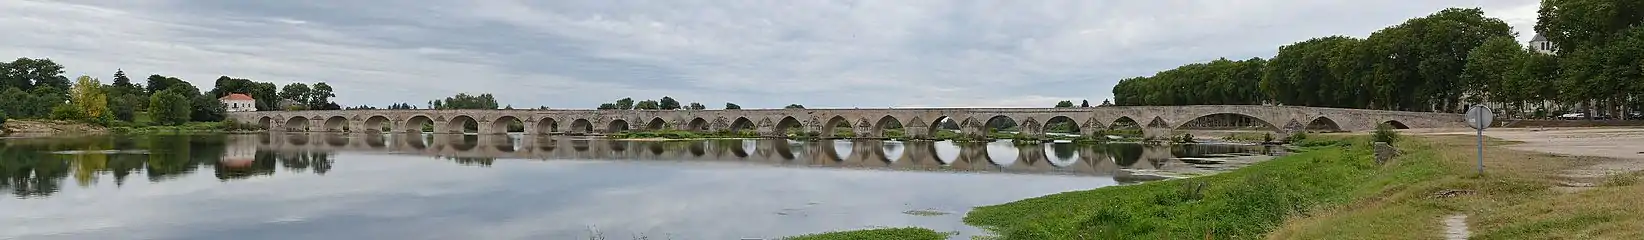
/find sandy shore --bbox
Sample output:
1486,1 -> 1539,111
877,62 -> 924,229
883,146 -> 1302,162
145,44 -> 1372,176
1415,127 -> 1644,161
1417,127 -> 1644,190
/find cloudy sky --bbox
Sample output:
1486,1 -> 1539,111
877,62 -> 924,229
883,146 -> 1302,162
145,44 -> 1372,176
1,0 -> 1541,109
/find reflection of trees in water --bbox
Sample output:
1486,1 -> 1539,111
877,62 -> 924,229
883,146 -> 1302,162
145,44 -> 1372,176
445,157 -> 495,167
0,135 -> 335,198
1050,143 -> 1077,160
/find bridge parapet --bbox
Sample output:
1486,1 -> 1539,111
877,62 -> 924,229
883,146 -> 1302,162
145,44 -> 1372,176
230,106 -> 1464,139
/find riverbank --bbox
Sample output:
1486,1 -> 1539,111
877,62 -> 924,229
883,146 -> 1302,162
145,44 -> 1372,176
784,128 -> 1644,239
0,120 -> 108,137
1,119 -> 265,137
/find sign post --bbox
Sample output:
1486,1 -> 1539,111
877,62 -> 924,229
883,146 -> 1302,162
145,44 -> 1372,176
1465,105 -> 1494,175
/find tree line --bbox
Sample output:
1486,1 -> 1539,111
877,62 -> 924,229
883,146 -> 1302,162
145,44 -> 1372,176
0,58 -> 345,127
592,97 -> 806,110
1112,4 -> 1644,119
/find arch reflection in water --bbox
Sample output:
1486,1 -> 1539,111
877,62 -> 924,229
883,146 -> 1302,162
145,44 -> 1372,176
251,134 -> 1280,178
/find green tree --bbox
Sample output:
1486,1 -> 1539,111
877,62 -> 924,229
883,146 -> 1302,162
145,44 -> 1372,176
785,104 -> 805,109
0,58 -> 69,93
598,103 -> 617,110
615,98 -> 635,110
70,76 -> 109,119
190,94 -> 226,122
688,102 -> 706,110
635,100 -> 660,110
1054,100 -> 1075,108
309,82 -> 335,109
1080,100 -> 1090,108
109,69 -> 140,96
149,89 -> 191,126
145,75 -> 191,96
726,102 -> 742,110
659,96 -> 680,110
278,83 -> 310,104
431,93 -> 499,109
1461,37 -> 1527,106
109,93 -> 138,122
1535,0 -> 1644,54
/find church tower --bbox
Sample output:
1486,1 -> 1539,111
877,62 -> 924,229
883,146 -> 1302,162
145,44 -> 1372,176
1529,33 -> 1557,54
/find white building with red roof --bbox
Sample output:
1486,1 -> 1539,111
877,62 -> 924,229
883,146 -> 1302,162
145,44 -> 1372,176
219,93 -> 258,112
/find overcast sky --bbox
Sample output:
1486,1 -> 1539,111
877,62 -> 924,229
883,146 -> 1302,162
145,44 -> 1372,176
1,0 -> 1541,109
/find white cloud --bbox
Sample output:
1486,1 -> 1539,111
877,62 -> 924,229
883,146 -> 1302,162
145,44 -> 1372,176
0,0 -> 1541,108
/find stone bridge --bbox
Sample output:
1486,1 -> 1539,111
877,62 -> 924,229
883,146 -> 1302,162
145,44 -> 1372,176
227,105 -> 1463,139
245,133 -> 1247,180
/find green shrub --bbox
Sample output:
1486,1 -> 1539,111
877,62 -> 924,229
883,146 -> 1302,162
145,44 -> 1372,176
148,90 -> 191,126
49,104 -> 87,121
1288,131 -> 1309,143
1264,132 -> 1275,143
0,112 -> 7,127
1372,123 -> 1400,143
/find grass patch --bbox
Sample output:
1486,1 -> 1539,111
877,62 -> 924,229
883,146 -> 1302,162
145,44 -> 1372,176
1269,135 -> 1644,239
961,136 -> 1438,239
783,227 -> 951,240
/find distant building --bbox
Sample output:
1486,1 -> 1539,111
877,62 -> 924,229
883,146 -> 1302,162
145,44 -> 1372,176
219,93 -> 257,112
1530,33 -> 1557,55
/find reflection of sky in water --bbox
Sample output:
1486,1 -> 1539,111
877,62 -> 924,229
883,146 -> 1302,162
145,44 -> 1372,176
1046,143 -> 1080,167
881,141 -> 905,161
830,140 -> 853,159
984,141 -> 1019,166
933,142 -> 962,164
0,152 -> 1114,240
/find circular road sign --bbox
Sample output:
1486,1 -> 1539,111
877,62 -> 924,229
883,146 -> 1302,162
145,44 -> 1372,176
1466,105 -> 1494,130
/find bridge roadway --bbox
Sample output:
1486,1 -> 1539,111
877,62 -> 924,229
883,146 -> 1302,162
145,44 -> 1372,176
248,133 -> 1258,179
227,105 -> 1464,139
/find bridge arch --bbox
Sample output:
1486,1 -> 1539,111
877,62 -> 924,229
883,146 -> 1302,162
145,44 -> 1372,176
687,117 -> 710,132
1382,120 -> 1410,129
983,115 -> 1019,135
1043,116 -> 1080,135
363,116 -> 393,133
257,116 -> 274,130
1175,113 -> 1278,131
1306,116 -> 1344,132
645,117 -> 668,131
774,116 -> 806,137
322,116 -> 349,132
535,117 -> 559,135
445,115 -> 480,134
605,119 -> 631,133
872,115 -> 903,139
284,116 -> 311,131
404,115 -> 435,133
727,117 -> 755,133
927,116 -> 963,139
489,115 -> 525,135
822,116 -> 852,138
569,119 -> 594,134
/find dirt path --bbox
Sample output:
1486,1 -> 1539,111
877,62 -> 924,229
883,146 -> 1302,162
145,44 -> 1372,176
1418,127 -> 1644,190
1443,214 -> 1470,240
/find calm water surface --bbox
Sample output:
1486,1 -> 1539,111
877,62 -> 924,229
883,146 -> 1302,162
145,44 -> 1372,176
0,134 -> 1278,239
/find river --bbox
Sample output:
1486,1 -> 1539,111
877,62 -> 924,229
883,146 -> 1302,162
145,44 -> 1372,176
0,133 -> 1280,239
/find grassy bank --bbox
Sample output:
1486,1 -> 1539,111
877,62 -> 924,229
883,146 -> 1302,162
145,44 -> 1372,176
961,136 -> 1406,239
110,120 -> 264,134
781,227 -> 950,240
781,132 -> 1644,239
1269,135 -> 1644,239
